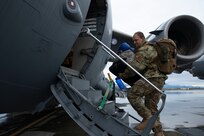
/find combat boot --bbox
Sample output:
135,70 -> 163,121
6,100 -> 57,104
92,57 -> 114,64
134,119 -> 148,130
154,131 -> 165,136
135,119 -> 159,130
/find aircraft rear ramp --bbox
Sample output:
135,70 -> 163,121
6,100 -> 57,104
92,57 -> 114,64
51,67 -> 136,136
51,29 -> 166,136
51,66 -> 166,136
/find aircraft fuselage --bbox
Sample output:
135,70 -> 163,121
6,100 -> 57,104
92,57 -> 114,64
0,0 -> 112,113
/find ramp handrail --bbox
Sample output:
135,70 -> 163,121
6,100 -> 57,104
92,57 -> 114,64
82,27 -> 164,95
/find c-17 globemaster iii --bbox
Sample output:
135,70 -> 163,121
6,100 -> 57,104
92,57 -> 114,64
1,0 -> 204,135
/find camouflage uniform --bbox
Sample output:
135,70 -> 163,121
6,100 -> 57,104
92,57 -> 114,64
119,41 -> 167,133
119,49 -> 135,63
111,49 -> 135,63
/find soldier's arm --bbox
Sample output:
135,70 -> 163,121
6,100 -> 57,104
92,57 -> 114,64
118,52 -> 146,79
118,45 -> 157,79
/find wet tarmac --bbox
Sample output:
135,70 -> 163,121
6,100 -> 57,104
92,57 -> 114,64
0,108 -> 88,136
1,108 -> 204,136
117,89 -> 204,136
0,89 -> 204,136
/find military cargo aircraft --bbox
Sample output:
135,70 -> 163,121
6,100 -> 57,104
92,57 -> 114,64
190,55 -> 204,79
0,0 -> 204,135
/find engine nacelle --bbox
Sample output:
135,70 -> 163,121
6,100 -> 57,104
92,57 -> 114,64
147,15 -> 204,72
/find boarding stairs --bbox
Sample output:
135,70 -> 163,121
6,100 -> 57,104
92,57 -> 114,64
50,28 -> 166,136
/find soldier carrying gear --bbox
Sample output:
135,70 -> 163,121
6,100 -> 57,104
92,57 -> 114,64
119,31 -> 170,136
109,42 -> 138,86
109,42 -> 135,77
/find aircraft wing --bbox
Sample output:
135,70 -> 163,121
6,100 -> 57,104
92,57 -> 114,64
191,55 -> 204,79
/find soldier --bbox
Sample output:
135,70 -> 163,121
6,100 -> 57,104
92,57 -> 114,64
118,31 -> 167,136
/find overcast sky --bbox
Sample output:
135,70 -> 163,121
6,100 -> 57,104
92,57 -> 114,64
104,0 -> 204,86
110,0 -> 204,36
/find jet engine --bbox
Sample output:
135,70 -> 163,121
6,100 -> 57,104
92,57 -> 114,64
147,15 -> 204,72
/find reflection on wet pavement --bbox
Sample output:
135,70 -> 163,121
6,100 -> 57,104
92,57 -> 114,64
117,89 -> 204,135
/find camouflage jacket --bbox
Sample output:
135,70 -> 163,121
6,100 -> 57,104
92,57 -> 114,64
119,49 -> 135,63
119,42 -> 168,79
110,49 -> 135,63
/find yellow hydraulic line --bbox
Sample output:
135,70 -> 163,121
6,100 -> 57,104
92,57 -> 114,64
108,73 -> 113,81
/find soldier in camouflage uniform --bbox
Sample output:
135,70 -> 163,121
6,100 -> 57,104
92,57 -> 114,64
119,32 -> 167,136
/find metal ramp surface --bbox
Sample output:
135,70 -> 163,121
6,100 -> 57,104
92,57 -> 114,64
51,67 -> 165,136
51,67 -> 137,136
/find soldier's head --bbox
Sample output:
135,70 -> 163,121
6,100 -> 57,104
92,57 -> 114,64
133,31 -> 145,48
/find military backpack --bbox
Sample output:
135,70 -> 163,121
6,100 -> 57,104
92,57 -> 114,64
153,38 -> 177,74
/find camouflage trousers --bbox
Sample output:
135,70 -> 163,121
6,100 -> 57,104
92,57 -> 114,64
127,77 -> 165,132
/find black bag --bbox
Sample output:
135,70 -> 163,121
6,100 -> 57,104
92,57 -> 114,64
109,60 -> 126,77
109,60 -> 140,86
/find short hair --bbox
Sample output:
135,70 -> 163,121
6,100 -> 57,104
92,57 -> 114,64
133,31 -> 145,40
